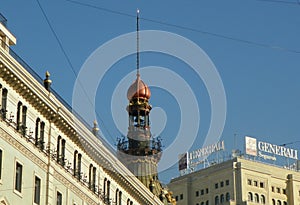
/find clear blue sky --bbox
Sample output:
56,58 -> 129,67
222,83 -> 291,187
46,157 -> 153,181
2,0 -> 300,184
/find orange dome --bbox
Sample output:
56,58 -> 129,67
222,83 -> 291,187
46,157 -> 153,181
127,75 -> 151,100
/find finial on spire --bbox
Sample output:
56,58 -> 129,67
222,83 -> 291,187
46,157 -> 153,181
136,8 -> 140,78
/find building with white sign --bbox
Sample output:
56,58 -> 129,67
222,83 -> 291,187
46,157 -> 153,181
168,156 -> 300,205
0,14 -> 170,205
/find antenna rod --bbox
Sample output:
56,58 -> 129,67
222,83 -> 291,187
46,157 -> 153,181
136,9 -> 140,77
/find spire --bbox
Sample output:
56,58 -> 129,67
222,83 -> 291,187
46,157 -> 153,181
136,8 -> 140,78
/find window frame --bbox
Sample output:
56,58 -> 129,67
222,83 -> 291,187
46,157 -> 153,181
14,160 -> 23,194
56,191 -> 63,205
34,175 -> 41,205
0,148 -> 2,181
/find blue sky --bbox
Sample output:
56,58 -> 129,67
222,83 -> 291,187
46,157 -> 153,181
2,0 -> 300,183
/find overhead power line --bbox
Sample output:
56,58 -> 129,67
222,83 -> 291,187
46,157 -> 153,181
256,0 -> 300,5
35,0 -> 117,143
65,0 -> 300,54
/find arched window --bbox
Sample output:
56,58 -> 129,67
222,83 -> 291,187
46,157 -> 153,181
277,200 -> 282,205
61,139 -> 66,165
118,191 -> 122,205
226,192 -> 230,202
104,178 -> 110,203
77,153 -> 82,179
127,199 -> 130,205
103,178 -> 107,196
16,101 -> 22,130
220,194 -> 224,203
57,137 -> 65,166
248,192 -> 253,202
57,136 -> 61,163
73,150 -> 78,177
73,151 -> 81,180
92,167 -> 96,192
89,164 -> 93,189
272,199 -> 276,205
283,202 -> 287,205
1,88 -> 8,119
206,200 -> 209,205
88,164 -> 96,192
260,195 -> 266,204
215,195 -> 219,205
39,122 -> 45,150
35,118 -> 40,146
21,106 -> 27,135
254,193 -> 259,203
115,189 -> 119,205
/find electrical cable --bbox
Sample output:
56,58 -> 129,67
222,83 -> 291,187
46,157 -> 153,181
65,0 -> 300,54
35,0 -> 117,144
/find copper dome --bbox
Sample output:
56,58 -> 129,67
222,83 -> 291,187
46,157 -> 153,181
127,75 -> 151,100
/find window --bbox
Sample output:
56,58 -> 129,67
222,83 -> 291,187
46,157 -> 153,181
226,180 -> 229,186
57,191 -> 62,205
277,187 -> 281,193
260,195 -> 265,204
272,199 -> 276,205
215,196 -> 219,205
201,189 -> 204,195
88,164 -> 96,192
115,189 -> 119,205
226,193 -> 230,202
248,179 -> 252,185
21,106 -> 27,136
118,191 -> 122,205
104,178 -> 111,201
283,202 -> 287,205
16,101 -> 22,130
260,182 -> 264,188
206,188 -> 209,194
15,162 -> 23,193
175,196 -> 178,201
73,151 -> 82,180
254,193 -> 259,203
57,136 -> 61,163
248,192 -> 253,202
35,118 -> 40,146
277,200 -> 282,205
282,189 -> 286,194
34,176 -> 41,205
206,200 -> 209,205
1,88 -> 7,119
215,183 -> 218,189
272,186 -> 275,192
220,194 -> 224,203
254,181 -> 258,187
180,194 -> 183,200
0,149 -> 2,180
57,136 -> 65,166
220,181 -> 224,187
61,139 -> 65,165
196,191 -> 199,197
39,122 -> 45,150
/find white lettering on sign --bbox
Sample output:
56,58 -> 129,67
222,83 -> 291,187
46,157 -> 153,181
258,141 -> 298,160
189,141 -> 225,160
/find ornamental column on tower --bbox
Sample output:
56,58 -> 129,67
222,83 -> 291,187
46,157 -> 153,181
117,10 -> 176,205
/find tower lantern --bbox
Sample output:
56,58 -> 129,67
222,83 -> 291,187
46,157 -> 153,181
117,10 -> 176,205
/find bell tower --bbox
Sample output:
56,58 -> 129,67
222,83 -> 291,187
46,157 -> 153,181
117,10 -> 176,205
